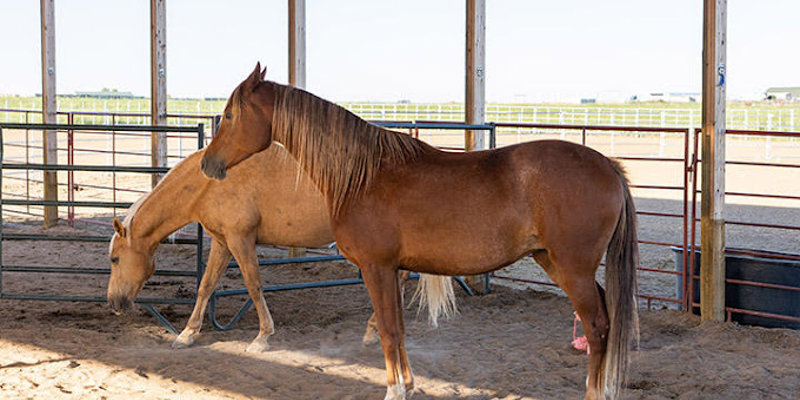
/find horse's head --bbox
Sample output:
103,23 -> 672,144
202,62 -> 275,180
107,217 -> 154,314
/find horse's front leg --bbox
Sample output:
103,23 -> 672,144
173,239 -> 231,348
361,265 -> 411,400
227,235 -> 275,353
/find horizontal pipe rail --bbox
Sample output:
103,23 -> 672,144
2,265 -> 197,277
493,122 -> 689,133
1,233 -> 198,245
0,293 -> 196,305
1,163 -> 171,173
0,123 -> 199,132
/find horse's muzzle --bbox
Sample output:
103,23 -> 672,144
201,156 -> 227,180
108,295 -> 133,315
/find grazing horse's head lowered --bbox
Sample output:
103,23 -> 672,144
202,63 -> 275,180
107,217 -> 154,314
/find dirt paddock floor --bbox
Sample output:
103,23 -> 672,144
2,130 -> 800,398
1,222 -> 799,400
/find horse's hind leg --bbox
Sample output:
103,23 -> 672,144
363,270 -> 410,345
535,251 -> 609,400
228,235 -> 275,353
173,239 -> 231,348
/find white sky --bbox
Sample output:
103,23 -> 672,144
0,0 -> 798,102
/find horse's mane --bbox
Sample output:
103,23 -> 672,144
261,82 -> 429,215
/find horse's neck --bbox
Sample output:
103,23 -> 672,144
271,101 -> 426,214
129,156 -> 204,250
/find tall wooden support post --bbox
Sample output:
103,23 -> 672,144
40,0 -> 58,228
700,0 -> 727,321
287,0 -> 307,258
465,0 -> 486,151
288,0 -> 306,88
465,0 -> 486,292
150,0 -> 167,188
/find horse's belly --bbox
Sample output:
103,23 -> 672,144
255,220 -> 333,248
398,225 -> 539,275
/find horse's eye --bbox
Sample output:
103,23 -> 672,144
110,257 -> 119,264
225,112 -> 233,119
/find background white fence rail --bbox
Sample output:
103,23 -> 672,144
3,98 -> 799,132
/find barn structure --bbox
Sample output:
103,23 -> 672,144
3,1 -> 800,398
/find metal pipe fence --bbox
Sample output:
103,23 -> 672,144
685,128 -> 800,326
0,123 -> 206,333
2,113 -> 797,328
0,121 -> 486,334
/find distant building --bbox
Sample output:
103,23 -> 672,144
74,90 -> 135,99
630,92 -> 699,103
765,87 -> 800,102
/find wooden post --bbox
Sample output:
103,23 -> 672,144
40,0 -> 58,228
465,0 -> 486,151
150,0 -> 167,188
288,0 -> 306,88
465,0 -> 486,291
287,0 -> 307,258
700,0 -> 727,322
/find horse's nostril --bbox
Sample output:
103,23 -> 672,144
109,295 -> 132,315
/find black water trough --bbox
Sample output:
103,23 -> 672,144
672,247 -> 800,329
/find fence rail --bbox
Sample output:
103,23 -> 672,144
2,116 -> 798,328
3,101 -> 800,131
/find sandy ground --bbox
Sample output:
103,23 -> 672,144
1,223 -> 799,400
2,129 -> 800,398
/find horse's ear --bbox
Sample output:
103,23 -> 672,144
112,217 -> 126,238
246,62 -> 262,90
260,65 -> 267,80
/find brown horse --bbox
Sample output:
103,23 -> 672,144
106,145 -> 425,352
201,64 -> 639,400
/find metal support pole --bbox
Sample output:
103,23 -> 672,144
40,0 -> 58,228
700,0 -> 727,322
150,0 -> 167,187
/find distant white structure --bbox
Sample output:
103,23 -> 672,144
630,92 -> 700,103
765,87 -> 800,102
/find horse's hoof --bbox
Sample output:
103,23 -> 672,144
383,383 -> 406,400
245,339 -> 270,353
405,383 -> 416,397
362,331 -> 379,346
172,334 -> 194,349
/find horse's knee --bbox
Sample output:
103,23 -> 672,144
379,329 -> 402,350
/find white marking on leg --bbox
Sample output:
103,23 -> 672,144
383,383 -> 406,400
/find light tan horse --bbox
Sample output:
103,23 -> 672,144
106,145 -> 418,351
201,65 -> 639,400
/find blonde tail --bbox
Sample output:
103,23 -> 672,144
411,274 -> 457,327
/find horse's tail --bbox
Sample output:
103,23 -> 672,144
602,159 -> 640,399
411,273 -> 457,327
